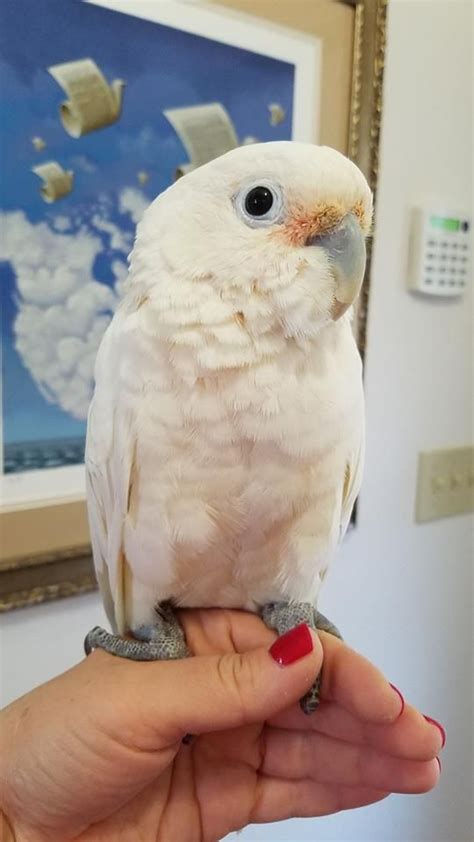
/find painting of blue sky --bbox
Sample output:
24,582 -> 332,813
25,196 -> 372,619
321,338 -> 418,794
0,0 -> 294,473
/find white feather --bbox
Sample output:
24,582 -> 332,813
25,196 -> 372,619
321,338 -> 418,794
86,142 -> 371,632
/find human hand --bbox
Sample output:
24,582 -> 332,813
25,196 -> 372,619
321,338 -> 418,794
0,609 -> 443,842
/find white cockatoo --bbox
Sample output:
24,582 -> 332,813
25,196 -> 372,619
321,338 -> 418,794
85,141 -> 372,712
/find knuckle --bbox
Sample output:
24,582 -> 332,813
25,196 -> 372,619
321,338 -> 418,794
215,652 -> 258,726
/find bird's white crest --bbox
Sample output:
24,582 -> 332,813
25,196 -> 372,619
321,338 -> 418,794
86,142 -> 371,634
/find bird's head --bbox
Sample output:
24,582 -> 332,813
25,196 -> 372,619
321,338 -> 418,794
133,142 -> 372,340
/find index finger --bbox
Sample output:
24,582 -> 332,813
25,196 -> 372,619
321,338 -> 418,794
276,631 -> 404,725
181,609 -> 403,724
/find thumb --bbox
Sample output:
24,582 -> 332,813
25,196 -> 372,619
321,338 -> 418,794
140,624 -> 323,739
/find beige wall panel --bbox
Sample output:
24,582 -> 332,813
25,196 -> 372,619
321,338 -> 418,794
215,0 -> 354,152
1,500 -> 89,563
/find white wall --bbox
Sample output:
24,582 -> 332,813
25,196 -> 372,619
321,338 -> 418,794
1,1 -> 472,840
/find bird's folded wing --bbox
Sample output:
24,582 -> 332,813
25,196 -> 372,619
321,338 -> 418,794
85,316 -> 135,635
339,413 -> 365,541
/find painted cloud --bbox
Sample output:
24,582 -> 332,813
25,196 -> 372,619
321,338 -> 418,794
1,188 -> 149,420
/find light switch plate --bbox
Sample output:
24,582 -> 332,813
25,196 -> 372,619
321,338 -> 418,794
415,446 -> 474,523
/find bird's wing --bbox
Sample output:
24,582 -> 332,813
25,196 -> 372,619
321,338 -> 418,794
85,314 -> 135,635
339,411 -> 365,541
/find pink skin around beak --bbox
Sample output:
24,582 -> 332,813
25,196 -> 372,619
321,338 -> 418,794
276,204 -> 368,320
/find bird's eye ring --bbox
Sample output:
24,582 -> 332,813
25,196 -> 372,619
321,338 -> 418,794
234,180 -> 284,227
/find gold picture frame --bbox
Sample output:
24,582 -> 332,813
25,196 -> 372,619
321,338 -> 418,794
0,0 -> 387,612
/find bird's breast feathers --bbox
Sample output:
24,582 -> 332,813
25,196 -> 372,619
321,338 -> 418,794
87,304 -> 364,630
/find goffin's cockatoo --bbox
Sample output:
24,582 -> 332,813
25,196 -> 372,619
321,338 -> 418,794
85,142 -> 372,712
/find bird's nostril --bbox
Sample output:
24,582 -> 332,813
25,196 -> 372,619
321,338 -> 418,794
305,218 -> 345,249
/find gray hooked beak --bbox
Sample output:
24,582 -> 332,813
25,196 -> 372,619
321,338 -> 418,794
306,214 -> 366,320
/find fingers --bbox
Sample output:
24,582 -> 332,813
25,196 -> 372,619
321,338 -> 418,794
187,614 -> 404,724
270,700 -> 444,761
180,611 -> 402,726
181,611 -> 403,725
179,608 -> 275,656
363,707 -> 444,760
315,631 -> 404,723
261,726 -> 441,794
123,625 -> 323,741
249,776 -> 389,824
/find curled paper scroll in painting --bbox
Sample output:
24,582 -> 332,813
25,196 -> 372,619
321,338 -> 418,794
32,162 -> 74,203
31,136 -> 46,151
47,59 -> 125,138
164,103 -> 238,179
268,102 -> 286,126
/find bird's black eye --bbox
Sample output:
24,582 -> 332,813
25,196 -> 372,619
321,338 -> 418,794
235,180 -> 283,226
244,186 -> 274,217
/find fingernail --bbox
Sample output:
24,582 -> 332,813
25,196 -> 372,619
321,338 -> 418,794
389,683 -> 405,715
269,623 -> 314,666
436,756 -> 441,773
423,715 -> 446,749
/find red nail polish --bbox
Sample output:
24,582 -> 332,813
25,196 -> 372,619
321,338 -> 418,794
269,623 -> 313,666
389,683 -> 405,715
423,715 -> 446,748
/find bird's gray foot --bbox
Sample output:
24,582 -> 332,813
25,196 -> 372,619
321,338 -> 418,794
84,601 -> 190,661
261,601 -> 342,715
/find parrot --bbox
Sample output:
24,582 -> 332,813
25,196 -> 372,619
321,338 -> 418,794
84,141 -> 372,713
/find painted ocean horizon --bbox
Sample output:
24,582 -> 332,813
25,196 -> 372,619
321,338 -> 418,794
4,436 -> 86,474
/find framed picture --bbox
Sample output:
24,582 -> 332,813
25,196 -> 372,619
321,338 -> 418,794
0,0 -> 387,612
0,0 -> 321,608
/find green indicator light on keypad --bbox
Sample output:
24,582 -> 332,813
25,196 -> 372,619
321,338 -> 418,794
430,216 -> 460,232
